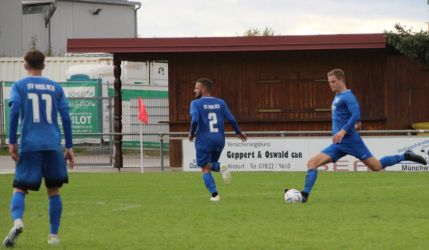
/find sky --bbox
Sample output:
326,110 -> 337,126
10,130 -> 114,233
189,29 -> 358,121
136,0 -> 429,37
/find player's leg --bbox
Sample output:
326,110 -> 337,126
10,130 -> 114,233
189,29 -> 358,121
4,152 -> 43,248
343,138 -> 381,171
220,165 -> 231,184
209,142 -> 224,172
210,162 -> 220,172
202,165 -> 220,201
288,144 -> 341,203
47,188 -> 61,245
363,151 -> 427,171
3,189 -> 26,248
300,152 -> 334,201
350,138 -> 428,170
42,150 -> 68,245
211,148 -> 231,184
197,150 -> 219,201
10,189 -> 26,225
361,157 -> 383,171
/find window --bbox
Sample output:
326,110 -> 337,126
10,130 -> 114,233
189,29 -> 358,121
22,4 -> 50,15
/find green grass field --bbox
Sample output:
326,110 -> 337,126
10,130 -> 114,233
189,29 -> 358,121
1,172 -> 429,250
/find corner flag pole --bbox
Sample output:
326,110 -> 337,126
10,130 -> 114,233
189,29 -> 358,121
140,123 -> 144,174
137,96 -> 149,174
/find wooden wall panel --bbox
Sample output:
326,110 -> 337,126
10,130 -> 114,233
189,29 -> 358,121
169,49 -> 387,124
385,55 -> 429,129
167,50 -> 429,167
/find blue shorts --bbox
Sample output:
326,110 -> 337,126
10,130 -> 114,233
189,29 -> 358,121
321,137 -> 373,162
13,150 -> 68,191
196,149 -> 222,167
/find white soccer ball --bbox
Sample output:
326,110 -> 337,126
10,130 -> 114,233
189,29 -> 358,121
284,189 -> 302,203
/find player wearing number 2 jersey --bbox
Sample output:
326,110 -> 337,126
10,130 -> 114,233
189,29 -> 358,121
189,78 -> 247,201
3,49 -> 75,247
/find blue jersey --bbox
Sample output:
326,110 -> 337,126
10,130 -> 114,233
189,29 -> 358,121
331,90 -> 361,140
190,97 -> 241,152
9,76 -> 73,152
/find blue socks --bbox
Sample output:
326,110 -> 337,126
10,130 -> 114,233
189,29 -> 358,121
380,154 -> 405,168
11,192 -> 25,221
210,162 -> 220,172
300,154 -> 407,196
202,172 -> 217,194
303,169 -> 318,194
49,194 -> 62,234
10,192 -> 62,235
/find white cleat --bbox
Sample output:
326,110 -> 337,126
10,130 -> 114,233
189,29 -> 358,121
3,220 -> 24,248
210,195 -> 221,202
220,165 -> 232,184
48,235 -> 60,246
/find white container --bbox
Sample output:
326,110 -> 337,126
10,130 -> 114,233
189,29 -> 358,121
1,57 -> 168,85
0,56 -> 112,82
150,62 -> 168,86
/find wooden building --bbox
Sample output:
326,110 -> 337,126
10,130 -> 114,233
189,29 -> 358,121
68,34 -> 429,167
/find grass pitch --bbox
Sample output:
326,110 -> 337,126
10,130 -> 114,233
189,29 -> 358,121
1,171 -> 428,250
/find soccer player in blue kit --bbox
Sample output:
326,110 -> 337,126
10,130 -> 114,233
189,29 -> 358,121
189,78 -> 247,201
286,69 -> 427,203
3,49 -> 75,247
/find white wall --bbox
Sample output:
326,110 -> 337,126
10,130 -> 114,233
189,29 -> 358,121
51,1 -> 136,55
22,12 -> 49,54
0,1 -> 23,56
0,1 -> 137,57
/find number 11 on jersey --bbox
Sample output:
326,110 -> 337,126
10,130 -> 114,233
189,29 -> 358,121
28,93 -> 53,124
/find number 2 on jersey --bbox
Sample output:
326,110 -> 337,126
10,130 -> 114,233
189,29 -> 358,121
28,93 -> 53,124
208,112 -> 219,133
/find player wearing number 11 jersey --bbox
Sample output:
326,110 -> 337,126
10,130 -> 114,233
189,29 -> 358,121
189,78 -> 247,201
3,49 -> 74,247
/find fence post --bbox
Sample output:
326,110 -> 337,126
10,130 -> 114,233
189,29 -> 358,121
0,81 -> 4,148
98,79 -> 103,148
160,133 -> 164,172
108,97 -> 114,166
113,56 -> 123,171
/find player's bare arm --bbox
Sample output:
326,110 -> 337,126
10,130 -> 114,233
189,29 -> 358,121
355,121 -> 362,131
189,133 -> 196,142
332,129 -> 346,144
237,133 -> 247,142
64,148 -> 75,169
8,144 -> 19,162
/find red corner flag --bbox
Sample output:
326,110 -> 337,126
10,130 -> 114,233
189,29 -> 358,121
138,96 -> 149,124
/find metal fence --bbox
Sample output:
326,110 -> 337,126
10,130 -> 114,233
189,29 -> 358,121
2,81 -> 429,169
55,96 -> 169,168
64,129 -> 429,171
0,86 -> 170,168
2,128 -> 429,170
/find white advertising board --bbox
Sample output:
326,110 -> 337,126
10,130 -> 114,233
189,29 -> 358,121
183,137 -> 429,172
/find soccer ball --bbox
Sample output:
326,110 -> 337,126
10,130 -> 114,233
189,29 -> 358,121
284,189 -> 302,203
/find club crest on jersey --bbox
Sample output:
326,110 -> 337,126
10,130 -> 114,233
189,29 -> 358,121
203,104 -> 220,110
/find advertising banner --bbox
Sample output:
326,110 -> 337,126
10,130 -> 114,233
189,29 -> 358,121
2,81 -> 101,141
183,137 -> 429,172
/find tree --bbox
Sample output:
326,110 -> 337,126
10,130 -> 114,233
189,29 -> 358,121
385,23 -> 429,66
243,27 -> 277,36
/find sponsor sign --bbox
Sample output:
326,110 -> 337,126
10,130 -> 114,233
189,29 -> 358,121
2,81 -> 101,141
183,137 -> 429,172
